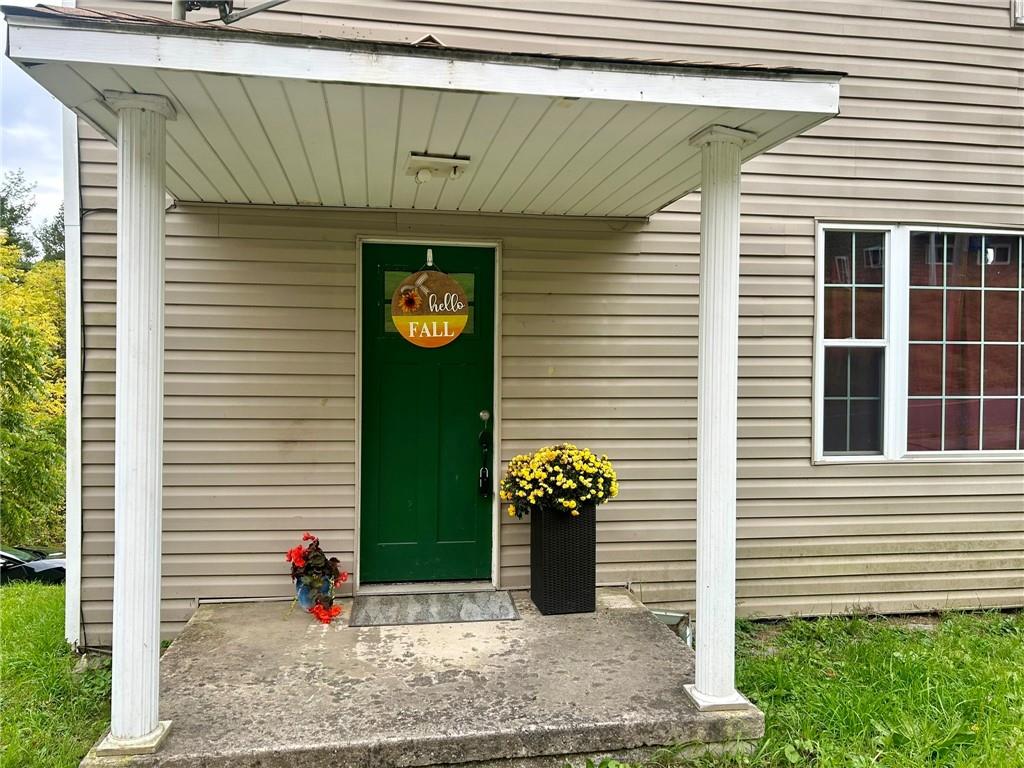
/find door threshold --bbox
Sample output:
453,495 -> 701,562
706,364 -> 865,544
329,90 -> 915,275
357,580 -> 497,596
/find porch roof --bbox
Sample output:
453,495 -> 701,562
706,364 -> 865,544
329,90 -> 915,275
5,4 -> 842,218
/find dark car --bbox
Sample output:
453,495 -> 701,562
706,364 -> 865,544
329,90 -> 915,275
0,546 -> 66,584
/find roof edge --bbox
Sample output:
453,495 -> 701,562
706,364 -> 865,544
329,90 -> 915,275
1,3 -> 847,82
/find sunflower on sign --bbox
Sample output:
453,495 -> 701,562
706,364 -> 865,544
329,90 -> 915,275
397,287 -> 423,313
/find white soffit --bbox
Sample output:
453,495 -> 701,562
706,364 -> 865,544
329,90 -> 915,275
5,9 -> 842,218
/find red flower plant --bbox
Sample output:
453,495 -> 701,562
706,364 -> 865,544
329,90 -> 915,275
311,604 -> 342,625
285,545 -> 306,568
285,533 -> 349,625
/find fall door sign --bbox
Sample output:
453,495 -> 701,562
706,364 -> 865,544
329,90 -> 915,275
391,265 -> 469,348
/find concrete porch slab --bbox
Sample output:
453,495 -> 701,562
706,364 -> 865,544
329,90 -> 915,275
81,589 -> 763,768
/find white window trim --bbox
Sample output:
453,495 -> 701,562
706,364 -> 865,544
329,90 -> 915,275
814,222 -> 1024,465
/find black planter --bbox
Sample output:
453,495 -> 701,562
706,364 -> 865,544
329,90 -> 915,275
529,502 -> 596,615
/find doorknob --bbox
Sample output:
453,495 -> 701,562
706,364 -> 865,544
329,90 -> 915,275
478,410 -> 492,499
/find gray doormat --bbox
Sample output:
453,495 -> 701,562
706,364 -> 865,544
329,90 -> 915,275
349,590 -> 519,627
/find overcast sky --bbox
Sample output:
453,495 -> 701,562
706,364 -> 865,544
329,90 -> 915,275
1,1 -> 65,229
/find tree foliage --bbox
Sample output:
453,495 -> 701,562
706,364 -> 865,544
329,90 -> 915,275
37,205 -> 65,262
0,232 -> 65,546
0,170 -> 65,265
0,170 -> 39,263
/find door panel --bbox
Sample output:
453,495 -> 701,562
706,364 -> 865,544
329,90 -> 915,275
360,243 -> 495,583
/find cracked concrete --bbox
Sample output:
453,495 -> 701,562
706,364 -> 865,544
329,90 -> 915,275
81,589 -> 763,767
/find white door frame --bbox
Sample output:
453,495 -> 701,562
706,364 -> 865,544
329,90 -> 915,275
353,235 -> 503,593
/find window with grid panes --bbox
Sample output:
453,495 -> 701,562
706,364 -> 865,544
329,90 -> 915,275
906,232 -> 1022,451
817,225 -> 1023,460
821,230 -> 886,454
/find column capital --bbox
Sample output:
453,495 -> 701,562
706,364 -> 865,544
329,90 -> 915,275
688,124 -> 756,147
102,90 -> 177,120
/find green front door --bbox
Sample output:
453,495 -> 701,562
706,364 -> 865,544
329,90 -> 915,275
360,243 -> 495,583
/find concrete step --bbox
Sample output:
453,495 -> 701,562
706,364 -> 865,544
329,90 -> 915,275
81,589 -> 763,768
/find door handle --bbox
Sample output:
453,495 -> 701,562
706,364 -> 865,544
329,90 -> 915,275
478,409 -> 492,499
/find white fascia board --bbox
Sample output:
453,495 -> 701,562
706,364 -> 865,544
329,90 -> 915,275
7,20 -> 841,116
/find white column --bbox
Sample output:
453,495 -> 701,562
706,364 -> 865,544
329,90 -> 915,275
95,90 -> 175,757
62,105 -> 83,648
684,124 -> 755,712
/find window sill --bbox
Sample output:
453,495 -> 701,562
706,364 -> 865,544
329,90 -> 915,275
814,451 -> 1024,465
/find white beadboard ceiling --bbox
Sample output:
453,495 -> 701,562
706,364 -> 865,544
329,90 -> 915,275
6,7 -> 842,218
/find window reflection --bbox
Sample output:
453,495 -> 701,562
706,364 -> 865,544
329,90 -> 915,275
905,230 -> 1023,452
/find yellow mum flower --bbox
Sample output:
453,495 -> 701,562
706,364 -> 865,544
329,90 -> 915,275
500,443 -> 616,518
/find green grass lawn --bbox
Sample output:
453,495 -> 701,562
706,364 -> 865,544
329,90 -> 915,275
2,585 -> 1021,768
0,583 -> 110,768
659,611 -> 1024,768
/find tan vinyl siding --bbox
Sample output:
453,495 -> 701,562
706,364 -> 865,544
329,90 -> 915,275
74,0 -> 1023,644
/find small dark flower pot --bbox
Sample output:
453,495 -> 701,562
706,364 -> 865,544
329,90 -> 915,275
529,502 -> 596,615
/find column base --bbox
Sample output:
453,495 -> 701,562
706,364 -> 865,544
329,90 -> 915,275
684,684 -> 754,712
94,721 -> 171,756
